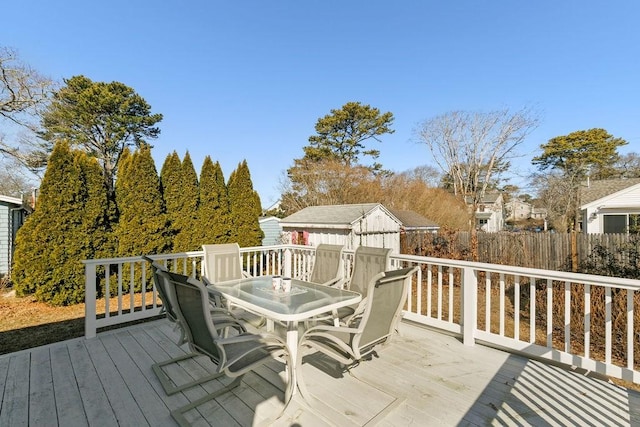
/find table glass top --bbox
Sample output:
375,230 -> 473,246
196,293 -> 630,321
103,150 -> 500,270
208,276 -> 360,317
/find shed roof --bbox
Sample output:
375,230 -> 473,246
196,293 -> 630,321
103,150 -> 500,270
580,178 -> 640,206
388,209 -> 439,229
280,203 -> 385,226
0,194 -> 22,205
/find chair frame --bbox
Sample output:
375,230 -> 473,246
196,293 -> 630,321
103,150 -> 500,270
153,269 -> 293,426
143,256 -> 246,395
297,266 -> 418,401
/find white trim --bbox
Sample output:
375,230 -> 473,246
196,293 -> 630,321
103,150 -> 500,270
0,195 -> 22,205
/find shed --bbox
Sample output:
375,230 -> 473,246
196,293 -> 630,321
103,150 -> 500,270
279,203 -> 402,253
0,194 -> 27,277
258,216 -> 282,246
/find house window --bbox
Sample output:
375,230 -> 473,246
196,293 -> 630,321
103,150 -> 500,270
603,214 -> 640,234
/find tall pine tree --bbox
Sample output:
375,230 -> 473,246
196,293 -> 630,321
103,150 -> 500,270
13,141 -> 112,305
160,151 -> 182,250
196,157 -> 232,244
228,160 -> 263,247
115,145 -> 170,263
173,152 -> 199,251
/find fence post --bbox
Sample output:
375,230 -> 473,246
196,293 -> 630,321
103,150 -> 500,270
462,266 -> 477,346
84,262 -> 97,339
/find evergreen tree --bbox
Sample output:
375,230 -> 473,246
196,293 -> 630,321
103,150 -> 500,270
173,152 -> 199,251
115,144 -> 170,266
196,157 -> 232,244
13,141 -> 111,305
228,160 -> 263,247
160,151 -> 182,249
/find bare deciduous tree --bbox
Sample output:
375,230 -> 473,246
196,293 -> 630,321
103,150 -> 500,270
415,107 -> 540,208
0,47 -> 55,174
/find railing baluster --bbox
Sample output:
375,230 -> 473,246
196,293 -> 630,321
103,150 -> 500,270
529,276 -> 535,343
437,265 -> 443,320
606,286 -> 612,365
449,268 -> 454,323
628,289 -> 634,370
499,273 -> 505,336
415,265 -> 423,316
564,280 -> 571,353
129,261 -> 135,313
105,264 -> 111,319
427,264 -> 432,318
117,263 -> 123,316
585,283 -> 591,359
514,275 -> 520,341
546,278 -> 552,348
485,272 -> 491,332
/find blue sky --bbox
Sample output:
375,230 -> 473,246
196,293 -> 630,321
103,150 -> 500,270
3,1 -> 639,206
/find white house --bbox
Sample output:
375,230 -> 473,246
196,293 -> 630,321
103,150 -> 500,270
466,193 -> 505,232
505,199 -> 532,221
580,178 -> 640,234
279,203 -> 403,253
0,194 -> 27,277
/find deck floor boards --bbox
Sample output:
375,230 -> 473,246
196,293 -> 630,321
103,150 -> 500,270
1,318 -> 639,426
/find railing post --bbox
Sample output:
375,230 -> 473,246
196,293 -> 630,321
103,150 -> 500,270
283,247 -> 293,278
462,266 -> 477,346
85,262 -> 97,339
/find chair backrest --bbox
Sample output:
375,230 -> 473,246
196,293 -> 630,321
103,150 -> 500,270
202,243 -> 245,282
355,266 -> 418,351
143,256 -> 178,322
348,246 -> 392,296
309,244 -> 344,285
156,268 -> 224,363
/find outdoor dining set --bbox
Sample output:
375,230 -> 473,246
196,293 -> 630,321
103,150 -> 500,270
142,243 -> 416,426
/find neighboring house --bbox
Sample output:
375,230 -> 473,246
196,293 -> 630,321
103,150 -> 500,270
580,178 -> 640,234
279,203 -> 403,253
531,207 -> 548,220
258,216 -> 282,246
465,193 -> 505,232
0,194 -> 28,277
505,199 -> 532,221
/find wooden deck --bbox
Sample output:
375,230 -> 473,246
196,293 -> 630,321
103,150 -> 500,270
1,319 -> 639,427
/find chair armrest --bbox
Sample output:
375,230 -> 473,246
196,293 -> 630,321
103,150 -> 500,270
216,331 -> 286,346
320,277 -> 345,288
210,314 -> 247,333
302,324 -> 360,337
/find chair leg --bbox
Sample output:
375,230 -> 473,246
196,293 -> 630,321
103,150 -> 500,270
152,352 -> 223,395
170,376 -> 243,427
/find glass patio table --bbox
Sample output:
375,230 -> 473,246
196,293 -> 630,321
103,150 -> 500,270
207,276 -> 361,388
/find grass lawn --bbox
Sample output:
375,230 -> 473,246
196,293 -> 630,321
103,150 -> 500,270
0,289 -> 161,355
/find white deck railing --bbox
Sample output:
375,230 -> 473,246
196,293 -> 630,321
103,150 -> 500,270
83,245 -> 640,385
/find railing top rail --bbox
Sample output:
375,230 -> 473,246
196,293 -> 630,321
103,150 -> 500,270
392,253 -> 640,290
81,244 -> 314,266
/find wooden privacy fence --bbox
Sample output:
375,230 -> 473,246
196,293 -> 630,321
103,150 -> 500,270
404,231 -> 640,271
